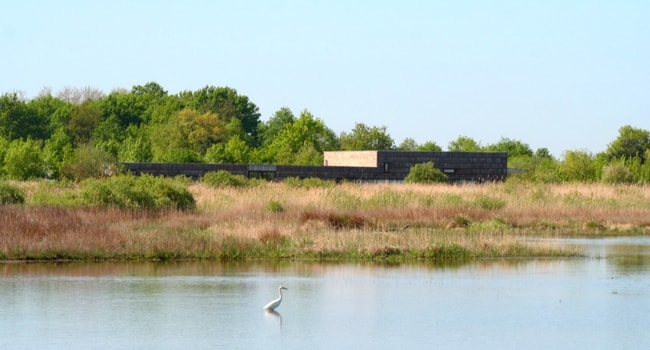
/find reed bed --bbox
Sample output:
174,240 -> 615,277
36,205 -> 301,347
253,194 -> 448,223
2,181 -> 649,261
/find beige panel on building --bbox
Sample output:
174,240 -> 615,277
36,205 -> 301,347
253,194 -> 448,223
323,151 -> 379,167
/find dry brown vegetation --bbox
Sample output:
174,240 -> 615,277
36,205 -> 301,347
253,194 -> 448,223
2,181 -> 649,261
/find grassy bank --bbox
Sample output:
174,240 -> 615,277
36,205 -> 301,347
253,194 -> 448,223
2,180 -> 649,261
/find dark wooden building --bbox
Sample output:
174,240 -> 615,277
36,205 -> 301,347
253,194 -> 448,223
123,150 -> 507,183
323,151 -> 508,182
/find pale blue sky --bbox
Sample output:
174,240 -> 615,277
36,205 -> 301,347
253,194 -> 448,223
2,1 -> 648,157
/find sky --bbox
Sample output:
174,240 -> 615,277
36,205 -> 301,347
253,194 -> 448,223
2,0 -> 649,157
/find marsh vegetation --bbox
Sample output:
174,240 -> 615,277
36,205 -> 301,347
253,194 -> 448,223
2,175 -> 649,261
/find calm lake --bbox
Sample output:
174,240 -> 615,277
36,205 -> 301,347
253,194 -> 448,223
1,237 -> 649,350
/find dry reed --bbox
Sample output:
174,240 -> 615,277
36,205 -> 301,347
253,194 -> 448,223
2,181 -> 649,261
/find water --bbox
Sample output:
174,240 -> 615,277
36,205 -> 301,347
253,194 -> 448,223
1,237 -> 649,350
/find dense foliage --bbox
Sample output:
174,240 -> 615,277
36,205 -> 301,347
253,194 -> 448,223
1,83 -> 649,184
0,181 -> 25,204
80,174 -> 195,210
404,162 -> 448,184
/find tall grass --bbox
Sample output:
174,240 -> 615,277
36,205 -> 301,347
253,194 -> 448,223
2,181 -> 649,261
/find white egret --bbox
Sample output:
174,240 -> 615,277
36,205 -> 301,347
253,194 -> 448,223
263,286 -> 288,311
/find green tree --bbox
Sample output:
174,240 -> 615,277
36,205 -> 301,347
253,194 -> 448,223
176,109 -> 226,155
0,136 -> 8,177
148,120 -> 186,162
180,86 -> 261,146
417,141 -> 443,151
67,102 -> 101,146
204,135 -> 252,164
397,137 -> 418,151
42,128 -> 74,179
293,143 -> 323,165
94,90 -> 144,128
259,107 -> 295,146
535,148 -> 552,159
606,125 -> 650,163
145,92 -> 182,125
225,117 -> 254,146
448,136 -> 482,152
637,150 -> 650,183
340,123 -> 394,150
0,93 -> 49,140
27,93 -> 71,136
398,138 -> 442,151
132,82 -> 168,121
62,143 -> 118,180
266,110 -> 338,165
601,160 -> 633,184
132,82 -> 182,126
118,126 -> 152,162
559,150 -> 597,182
163,147 -> 203,163
224,136 -> 252,163
485,137 -> 533,158
507,154 -> 560,183
92,114 -> 125,157
3,139 -> 44,179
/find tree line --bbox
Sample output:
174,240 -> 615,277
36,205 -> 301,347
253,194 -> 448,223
1,82 -> 649,183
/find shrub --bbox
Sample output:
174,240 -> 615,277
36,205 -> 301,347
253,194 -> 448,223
3,139 -> 44,180
201,170 -> 249,188
0,181 -> 25,204
404,162 -> 448,184
137,175 -> 196,210
601,163 -> 633,184
62,144 -> 118,181
80,174 -> 195,210
265,200 -> 285,213
29,180 -> 81,207
283,176 -> 334,189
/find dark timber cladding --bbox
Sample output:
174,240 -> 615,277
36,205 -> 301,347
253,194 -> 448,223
323,151 -> 508,182
378,150 -> 508,182
122,151 -> 508,182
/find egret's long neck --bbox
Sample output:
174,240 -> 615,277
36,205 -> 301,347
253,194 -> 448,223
278,288 -> 283,299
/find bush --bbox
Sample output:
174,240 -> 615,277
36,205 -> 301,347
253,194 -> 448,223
80,174 -> 195,210
0,181 -> 25,204
201,170 -> 250,188
3,139 -> 44,180
602,163 -> 633,184
283,177 -> 334,189
29,180 -> 82,207
62,144 -> 118,181
265,200 -> 285,213
137,175 -> 196,210
404,162 -> 448,184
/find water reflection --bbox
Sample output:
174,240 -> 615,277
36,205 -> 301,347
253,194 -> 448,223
264,309 -> 283,329
1,237 -> 649,350
530,236 -> 650,274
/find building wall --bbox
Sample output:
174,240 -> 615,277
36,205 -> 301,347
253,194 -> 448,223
323,150 -> 378,167
376,151 -> 507,182
123,151 -> 508,182
323,150 -> 508,182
